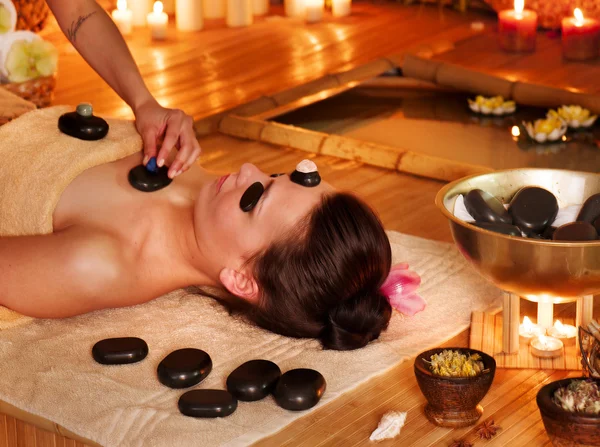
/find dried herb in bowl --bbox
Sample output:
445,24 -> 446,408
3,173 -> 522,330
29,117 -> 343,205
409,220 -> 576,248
425,350 -> 485,378
553,380 -> 600,414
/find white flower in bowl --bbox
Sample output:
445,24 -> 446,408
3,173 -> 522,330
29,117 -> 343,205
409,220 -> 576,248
523,115 -> 568,143
468,95 -> 516,116
551,106 -> 597,129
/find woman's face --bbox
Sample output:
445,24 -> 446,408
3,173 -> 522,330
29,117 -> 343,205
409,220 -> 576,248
195,162 -> 332,283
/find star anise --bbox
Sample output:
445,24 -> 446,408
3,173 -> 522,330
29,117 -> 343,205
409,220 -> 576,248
476,419 -> 500,439
449,441 -> 473,447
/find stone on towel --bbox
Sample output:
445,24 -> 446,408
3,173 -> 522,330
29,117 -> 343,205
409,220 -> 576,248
178,389 -> 237,418
226,359 -> 281,402
273,368 -> 326,411
92,337 -> 148,365
157,348 -> 212,389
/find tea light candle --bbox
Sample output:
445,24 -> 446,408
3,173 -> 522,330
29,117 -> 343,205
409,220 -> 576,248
547,320 -> 578,343
531,334 -> 564,358
112,0 -> 133,35
519,316 -> 546,343
305,0 -> 324,23
147,1 -> 168,40
129,0 -> 151,27
332,0 -> 351,17
562,8 -> 600,61
498,0 -> 538,52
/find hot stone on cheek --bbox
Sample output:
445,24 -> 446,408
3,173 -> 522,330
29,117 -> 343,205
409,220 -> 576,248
239,182 -> 265,212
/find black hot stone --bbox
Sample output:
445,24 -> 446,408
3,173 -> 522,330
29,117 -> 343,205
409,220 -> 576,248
553,222 -> 598,242
128,164 -> 172,192
290,170 -> 321,187
542,226 -> 557,240
178,390 -> 238,418
226,359 -> 281,401
239,181 -> 264,212
464,189 -> 512,225
508,187 -> 559,234
58,107 -> 109,141
157,348 -> 212,389
92,337 -> 148,365
273,368 -> 326,411
473,222 -> 522,237
577,193 -> 600,223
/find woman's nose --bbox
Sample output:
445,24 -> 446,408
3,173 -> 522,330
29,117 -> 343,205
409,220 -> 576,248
237,163 -> 266,186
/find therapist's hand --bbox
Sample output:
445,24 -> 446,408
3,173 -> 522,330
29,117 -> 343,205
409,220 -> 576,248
134,99 -> 201,179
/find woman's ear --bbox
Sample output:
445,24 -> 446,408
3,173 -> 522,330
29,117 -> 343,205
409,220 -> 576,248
219,268 -> 259,303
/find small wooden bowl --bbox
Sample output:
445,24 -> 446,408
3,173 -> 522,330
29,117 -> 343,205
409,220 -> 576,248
414,347 -> 496,428
537,377 -> 600,447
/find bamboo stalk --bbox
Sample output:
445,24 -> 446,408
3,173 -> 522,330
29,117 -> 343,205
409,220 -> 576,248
218,115 -> 265,141
260,122 -> 325,153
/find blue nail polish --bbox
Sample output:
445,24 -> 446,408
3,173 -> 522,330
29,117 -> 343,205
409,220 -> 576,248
146,157 -> 158,174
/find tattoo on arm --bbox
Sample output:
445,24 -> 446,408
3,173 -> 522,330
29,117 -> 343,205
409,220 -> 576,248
66,11 -> 97,43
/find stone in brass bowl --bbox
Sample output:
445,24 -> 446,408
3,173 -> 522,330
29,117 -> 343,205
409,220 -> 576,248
537,377 -> 600,447
414,348 -> 496,428
435,169 -> 600,299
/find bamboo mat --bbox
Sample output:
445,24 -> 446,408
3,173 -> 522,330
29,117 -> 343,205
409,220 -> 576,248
470,311 -> 582,371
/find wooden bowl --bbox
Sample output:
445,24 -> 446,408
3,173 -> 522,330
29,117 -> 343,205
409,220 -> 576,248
414,347 -> 496,428
537,377 -> 600,447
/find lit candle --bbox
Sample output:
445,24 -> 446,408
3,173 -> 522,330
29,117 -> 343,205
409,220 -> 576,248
531,334 -> 564,358
332,0 -> 351,17
129,0 -> 151,27
147,1 -> 168,40
226,0 -> 253,27
176,0 -> 204,31
498,0 -> 538,52
305,0 -> 324,23
562,8 -> 600,61
547,319 -> 578,342
111,0 -> 133,36
519,316 -> 546,343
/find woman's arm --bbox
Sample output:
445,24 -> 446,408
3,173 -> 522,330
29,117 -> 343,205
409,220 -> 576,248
0,228 -> 132,318
45,0 -> 202,178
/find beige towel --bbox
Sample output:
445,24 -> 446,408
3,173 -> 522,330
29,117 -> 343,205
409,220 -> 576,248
0,88 -> 36,124
0,231 -> 503,447
0,105 -> 142,329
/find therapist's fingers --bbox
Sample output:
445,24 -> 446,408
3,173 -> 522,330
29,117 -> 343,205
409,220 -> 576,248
141,127 -> 158,165
156,120 -> 181,170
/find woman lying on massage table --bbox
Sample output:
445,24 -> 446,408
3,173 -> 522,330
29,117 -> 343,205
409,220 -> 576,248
0,152 -> 398,351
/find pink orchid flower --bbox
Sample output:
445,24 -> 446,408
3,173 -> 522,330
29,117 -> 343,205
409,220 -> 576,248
380,263 -> 426,316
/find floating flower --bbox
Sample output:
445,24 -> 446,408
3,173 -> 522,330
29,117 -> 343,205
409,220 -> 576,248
523,114 -> 567,143
550,106 -> 597,129
468,95 -> 516,116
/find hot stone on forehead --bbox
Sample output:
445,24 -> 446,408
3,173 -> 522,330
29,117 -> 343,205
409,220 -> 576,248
291,159 -> 321,187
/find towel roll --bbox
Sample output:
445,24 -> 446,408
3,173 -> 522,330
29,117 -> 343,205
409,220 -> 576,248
0,0 -> 17,35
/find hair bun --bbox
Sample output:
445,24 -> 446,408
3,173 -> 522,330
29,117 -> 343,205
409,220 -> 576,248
320,292 -> 392,351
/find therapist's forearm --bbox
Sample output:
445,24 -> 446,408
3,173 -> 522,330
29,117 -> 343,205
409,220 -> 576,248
46,0 -> 156,112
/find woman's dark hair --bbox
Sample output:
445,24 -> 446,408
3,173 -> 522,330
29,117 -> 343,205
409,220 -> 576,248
244,192 -> 392,351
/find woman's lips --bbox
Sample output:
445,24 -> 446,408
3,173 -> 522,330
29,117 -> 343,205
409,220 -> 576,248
216,174 -> 230,193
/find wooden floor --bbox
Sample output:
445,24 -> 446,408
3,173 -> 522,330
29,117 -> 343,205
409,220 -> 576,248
4,2 -> 598,446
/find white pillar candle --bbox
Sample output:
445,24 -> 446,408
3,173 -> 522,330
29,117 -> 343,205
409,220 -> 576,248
252,0 -> 269,15
111,0 -> 133,35
130,0 -> 151,26
305,0 -> 323,23
285,0 -> 305,17
147,1 -> 168,40
176,0 -> 204,31
332,0 -> 351,17
537,299 -> 554,329
203,0 -> 226,18
226,0 -> 253,27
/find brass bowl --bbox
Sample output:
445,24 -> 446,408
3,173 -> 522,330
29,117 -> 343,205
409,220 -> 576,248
435,168 -> 600,299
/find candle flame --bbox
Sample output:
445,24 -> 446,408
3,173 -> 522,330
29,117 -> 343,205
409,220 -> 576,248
514,0 -> 524,16
153,1 -> 163,14
554,319 -> 564,330
574,8 -> 584,25
511,125 -> 520,137
522,316 -> 533,330
117,0 -> 127,11
538,334 -> 547,344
